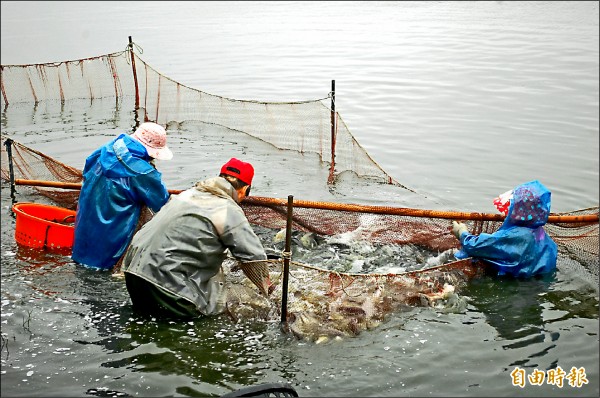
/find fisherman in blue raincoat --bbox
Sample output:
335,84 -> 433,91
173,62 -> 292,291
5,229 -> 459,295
451,180 -> 558,278
72,122 -> 173,271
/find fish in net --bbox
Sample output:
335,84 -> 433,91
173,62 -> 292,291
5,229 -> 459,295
225,256 -> 485,343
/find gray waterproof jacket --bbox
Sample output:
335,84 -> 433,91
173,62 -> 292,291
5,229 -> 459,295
122,176 -> 267,314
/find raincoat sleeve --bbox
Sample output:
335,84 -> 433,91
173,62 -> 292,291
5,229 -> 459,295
457,229 -> 534,273
219,209 -> 267,262
130,169 -> 170,212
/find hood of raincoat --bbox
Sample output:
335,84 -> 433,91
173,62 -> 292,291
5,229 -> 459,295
99,134 -> 155,178
502,180 -> 551,229
194,176 -> 240,203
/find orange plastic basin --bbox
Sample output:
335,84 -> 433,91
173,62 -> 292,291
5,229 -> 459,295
12,202 -> 76,252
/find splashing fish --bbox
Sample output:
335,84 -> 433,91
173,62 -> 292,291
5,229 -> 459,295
218,257 -> 478,343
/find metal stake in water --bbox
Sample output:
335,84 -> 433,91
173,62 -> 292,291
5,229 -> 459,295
280,195 -> 293,327
4,138 -> 16,202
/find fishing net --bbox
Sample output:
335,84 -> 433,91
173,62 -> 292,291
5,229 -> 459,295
4,134 -> 596,270
227,257 -> 485,342
0,42 -> 403,188
2,39 -> 598,340
1,137 -> 83,208
2,136 -> 598,341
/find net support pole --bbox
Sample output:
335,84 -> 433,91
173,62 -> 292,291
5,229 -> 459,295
9,179 -> 599,224
1,66 -> 8,106
4,138 -> 16,201
128,36 -> 140,125
328,80 -> 336,184
280,195 -> 294,327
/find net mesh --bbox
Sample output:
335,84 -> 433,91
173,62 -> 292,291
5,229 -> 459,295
1,46 -> 402,187
228,257 -> 484,342
1,137 -> 83,208
2,41 -> 598,340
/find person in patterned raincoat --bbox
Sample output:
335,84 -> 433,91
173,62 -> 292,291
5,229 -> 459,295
451,180 -> 558,278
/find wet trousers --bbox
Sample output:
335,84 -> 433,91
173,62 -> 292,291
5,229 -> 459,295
124,273 -> 201,319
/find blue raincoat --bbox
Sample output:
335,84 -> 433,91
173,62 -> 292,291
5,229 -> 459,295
455,180 -> 558,278
72,134 -> 170,270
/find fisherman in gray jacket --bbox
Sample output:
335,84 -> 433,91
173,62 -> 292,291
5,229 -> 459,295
122,158 -> 268,319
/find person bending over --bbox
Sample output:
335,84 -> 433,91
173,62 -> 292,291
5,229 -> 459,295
72,122 -> 173,271
122,157 -> 268,319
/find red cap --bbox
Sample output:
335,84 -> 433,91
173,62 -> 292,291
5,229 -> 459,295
220,158 -> 254,186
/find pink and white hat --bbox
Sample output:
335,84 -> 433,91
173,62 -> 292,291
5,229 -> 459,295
131,122 -> 173,160
493,189 -> 513,216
